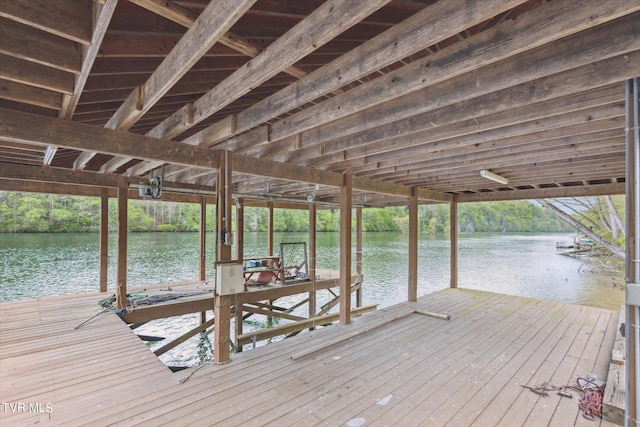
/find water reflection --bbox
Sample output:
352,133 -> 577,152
0,231 -> 626,366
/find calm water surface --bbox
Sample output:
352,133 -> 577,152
0,232 -> 625,366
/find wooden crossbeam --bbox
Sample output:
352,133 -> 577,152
73,0 -> 257,170
123,0 -> 392,176
240,1 -> 639,162
236,304 -> 378,348
192,0 -> 527,151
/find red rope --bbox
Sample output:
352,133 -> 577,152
576,377 -> 604,421
520,376 -> 605,421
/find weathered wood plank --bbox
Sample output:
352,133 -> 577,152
0,108 -> 221,170
288,45 -> 638,173
306,77 -> 627,172
0,17 -> 82,73
199,0 -> 527,147
237,304 -> 378,347
149,0 -> 392,140
0,79 -> 61,110
603,364 -> 625,425
104,0 -> 256,134
0,54 -> 74,94
128,0 -> 310,79
0,0 -> 92,44
59,0 -> 118,121
247,0 -> 640,154
612,308 -> 626,365
0,288 -> 619,426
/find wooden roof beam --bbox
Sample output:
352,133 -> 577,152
73,0 -> 257,169
365,127 -> 624,180
186,0 -> 527,149
363,128 -> 623,179
0,79 -> 62,110
151,0 -> 394,138
240,1 -> 639,160
323,89 -> 628,173
117,0 -> 393,176
0,108 -> 221,170
414,159 -> 626,189
128,0 -> 309,79
0,54 -> 74,95
457,183 -> 626,202
0,17 -> 82,74
0,107 -> 440,200
267,1 -> 640,146
290,43 -> 640,171
0,0 -> 92,45
59,0 -> 117,121
389,142 -> 624,184
106,0 -> 256,131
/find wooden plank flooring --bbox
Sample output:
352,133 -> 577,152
0,288 -> 620,426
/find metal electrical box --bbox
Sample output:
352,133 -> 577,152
216,263 -> 244,295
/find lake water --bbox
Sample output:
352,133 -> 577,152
0,231 -> 625,366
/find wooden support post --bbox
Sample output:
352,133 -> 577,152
309,204 -> 317,326
340,173 -> 352,324
267,202 -> 274,257
214,149 -> 233,364
116,186 -> 127,309
408,188 -> 418,302
236,197 -> 244,261
99,188 -> 109,293
356,206 -> 363,307
235,197 -> 245,352
199,196 -> 207,281
235,301 -> 244,353
450,195 -> 459,289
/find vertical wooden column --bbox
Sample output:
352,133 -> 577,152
236,198 -> 244,261
235,197 -> 245,351
99,189 -> 109,292
450,195 -> 459,289
116,186 -> 127,309
355,206 -> 363,307
309,204 -> 317,321
408,188 -> 418,302
267,202 -> 274,257
199,196 -> 207,281
214,150 -> 232,364
340,173 -> 352,324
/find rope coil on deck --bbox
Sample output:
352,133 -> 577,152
521,376 -> 606,421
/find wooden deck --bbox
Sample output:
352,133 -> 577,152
0,288 -> 620,426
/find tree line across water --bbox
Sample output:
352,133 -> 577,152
0,191 -> 573,234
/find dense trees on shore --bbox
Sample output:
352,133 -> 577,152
0,191 -> 572,234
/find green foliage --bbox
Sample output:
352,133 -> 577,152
455,201 -> 572,233
0,191 -> 573,234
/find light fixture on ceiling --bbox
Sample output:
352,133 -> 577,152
480,170 -> 509,185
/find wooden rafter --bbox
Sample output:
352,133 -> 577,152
102,0 -> 393,175
73,0 -> 258,170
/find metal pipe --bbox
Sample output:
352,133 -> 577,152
633,77 -> 640,284
636,305 -> 640,427
625,77 -> 640,427
634,76 -> 640,427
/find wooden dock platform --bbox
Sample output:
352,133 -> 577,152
0,288 -> 620,426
